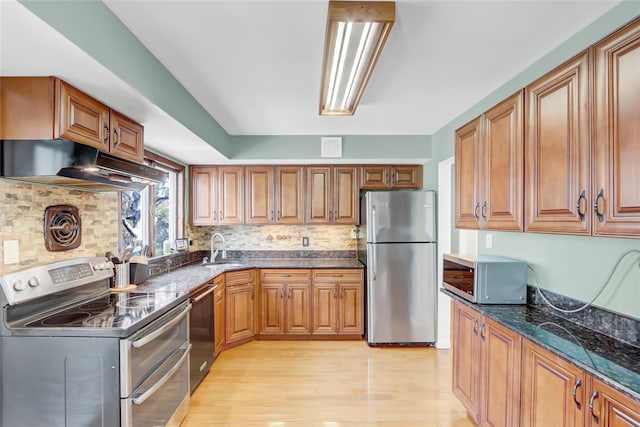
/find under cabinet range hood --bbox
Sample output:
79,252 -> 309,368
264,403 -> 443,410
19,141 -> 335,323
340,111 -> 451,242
0,140 -> 167,191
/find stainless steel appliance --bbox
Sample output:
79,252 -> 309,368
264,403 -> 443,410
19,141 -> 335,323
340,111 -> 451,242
0,257 -> 191,427
360,191 -> 437,346
189,283 -> 215,393
442,253 -> 528,304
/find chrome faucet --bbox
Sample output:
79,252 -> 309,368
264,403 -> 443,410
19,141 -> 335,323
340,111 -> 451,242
210,232 -> 226,262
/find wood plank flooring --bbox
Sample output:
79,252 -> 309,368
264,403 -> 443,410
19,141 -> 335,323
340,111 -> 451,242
182,340 -> 475,427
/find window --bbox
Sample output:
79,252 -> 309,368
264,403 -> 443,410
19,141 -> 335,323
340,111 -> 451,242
120,151 -> 185,257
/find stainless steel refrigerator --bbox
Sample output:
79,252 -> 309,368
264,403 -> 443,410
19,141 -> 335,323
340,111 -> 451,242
359,191 -> 437,345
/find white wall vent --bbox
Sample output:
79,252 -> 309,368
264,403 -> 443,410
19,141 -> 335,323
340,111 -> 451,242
321,137 -> 342,158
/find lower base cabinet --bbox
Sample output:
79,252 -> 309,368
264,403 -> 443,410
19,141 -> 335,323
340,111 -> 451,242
451,300 -> 640,427
258,269 -> 312,335
312,269 -> 364,336
225,270 -> 256,347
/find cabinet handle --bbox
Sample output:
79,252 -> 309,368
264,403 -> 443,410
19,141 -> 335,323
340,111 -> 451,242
589,390 -> 600,420
333,287 -> 337,298
280,288 -> 283,298
473,318 -> 479,336
251,288 -> 254,300
572,379 -> 582,407
341,288 -> 344,299
473,202 -> 480,221
219,210 -> 222,221
113,128 -> 119,148
270,210 -> 274,222
334,210 -> 337,220
287,288 -> 291,299
276,210 -> 280,221
479,322 -> 486,341
481,201 -> 487,221
329,211 -> 332,221
103,123 -> 110,147
576,190 -> 586,221
594,188 -> 605,222
333,274 -> 344,278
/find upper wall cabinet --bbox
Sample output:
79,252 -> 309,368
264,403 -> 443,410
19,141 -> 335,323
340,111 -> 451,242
360,165 -> 422,190
455,90 -> 524,231
190,165 -> 244,226
306,166 -> 359,225
0,77 -> 144,163
593,18 -> 640,238
245,166 -> 304,225
525,51 -> 591,235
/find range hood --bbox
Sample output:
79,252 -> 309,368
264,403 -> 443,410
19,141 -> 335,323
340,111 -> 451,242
0,140 -> 167,191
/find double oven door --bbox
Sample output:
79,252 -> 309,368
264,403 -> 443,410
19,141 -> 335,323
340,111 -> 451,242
120,301 -> 192,427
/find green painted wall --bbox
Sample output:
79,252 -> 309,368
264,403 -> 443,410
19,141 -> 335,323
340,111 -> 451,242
431,1 -> 640,319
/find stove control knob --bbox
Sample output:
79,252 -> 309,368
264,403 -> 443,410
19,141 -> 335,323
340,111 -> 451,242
13,279 -> 27,291
28,276 -> 40,288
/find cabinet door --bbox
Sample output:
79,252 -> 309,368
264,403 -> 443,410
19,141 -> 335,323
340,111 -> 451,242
593,19 -> 640,238
218,166 -> 244,225
312,283 -> 338,335
306,166 -> 331,224
481,90 -> 524,231
0,77 -> 55,139
110,111 -> 144,163
190,166 -> 218,226
55,80 -> 110,151
285,284 -> 311,334
479,318 -> 522,427
389,165 -> 422,190
213,275 -> 225,356
275,166 -> 304,224
337,283 -> 363,335
258,283 -> 285,335
333,166 -> 359,224
360,165 -> 389,190
455,117 -> 482,230
225,283 -> 255,344
451,301 -> 481,422
588,377 -> 640,427
521,340 -> 586,427
245,166 -> 274,225
526,52 -> 591,234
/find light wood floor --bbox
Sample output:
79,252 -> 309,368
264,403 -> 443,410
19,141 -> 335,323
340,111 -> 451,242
182,340 -> 475,427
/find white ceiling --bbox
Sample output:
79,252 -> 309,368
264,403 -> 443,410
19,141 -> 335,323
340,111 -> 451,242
0,0 -> 623,163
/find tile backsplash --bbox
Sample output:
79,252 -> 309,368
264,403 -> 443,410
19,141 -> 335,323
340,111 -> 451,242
188,224 -> 356,252
0,180 -> 119,274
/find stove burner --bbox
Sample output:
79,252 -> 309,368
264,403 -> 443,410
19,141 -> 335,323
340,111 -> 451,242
115,296 -> 156,310
83,314 -> 132,328
78,297 -> 112,311
40,312 -> 92,326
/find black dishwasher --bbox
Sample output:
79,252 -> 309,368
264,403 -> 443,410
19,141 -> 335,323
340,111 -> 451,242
189,284 -> 216,393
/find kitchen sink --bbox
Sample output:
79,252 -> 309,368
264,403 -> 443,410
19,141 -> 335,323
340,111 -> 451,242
202,260 -> 247,268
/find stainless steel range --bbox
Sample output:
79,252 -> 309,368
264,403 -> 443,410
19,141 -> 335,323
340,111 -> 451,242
0,257 -> 191,427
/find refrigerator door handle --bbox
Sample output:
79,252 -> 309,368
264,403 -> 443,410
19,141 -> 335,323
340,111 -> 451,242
372,245 -> 377,281
370,204 -> 376,243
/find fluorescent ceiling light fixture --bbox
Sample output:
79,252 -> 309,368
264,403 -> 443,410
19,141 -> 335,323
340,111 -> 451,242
320,1 -> 395,116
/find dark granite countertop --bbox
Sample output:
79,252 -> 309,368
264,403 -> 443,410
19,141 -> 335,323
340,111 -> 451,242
136,258 -> 363,295
442,289 -> 640,401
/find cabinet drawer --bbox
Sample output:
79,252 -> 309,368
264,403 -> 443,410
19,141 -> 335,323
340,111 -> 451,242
312,269 -> 363,282
226,269 -> 255,286
260,269 -> 311,283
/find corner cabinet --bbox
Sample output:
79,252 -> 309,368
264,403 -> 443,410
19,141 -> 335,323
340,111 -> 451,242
225,269 -> 256,348
359,165 -> 422,190
306,166 -> 359,224
190,165 -> 244,226
451,301 -> 522,426
455,91 -> 524,231
593,18 -> 640,238
245,166 -> 304,225
213,274 -> 226,356
0,77 -> 144,163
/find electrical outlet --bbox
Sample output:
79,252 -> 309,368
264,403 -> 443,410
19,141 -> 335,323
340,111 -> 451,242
3,240 -> 19,264
485,233 -> 493,249
302,237 -> 309,247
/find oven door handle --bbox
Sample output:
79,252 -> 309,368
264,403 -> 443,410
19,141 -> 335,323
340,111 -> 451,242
132,304 -> 191,349
191,285 -> 215,303
132,343 -> 191,405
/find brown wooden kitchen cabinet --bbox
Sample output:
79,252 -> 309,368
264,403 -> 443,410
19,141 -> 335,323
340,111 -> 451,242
257,269 -> 311,336
0,77 -> 144,163
359,165 -> 422,190
588,377 -> 640,427
306,166 -> 359,224
521,339 -> 587,427
593,18 -> 640,238
245,166 -> 304,225
455,90 -> 524,231
225,269 -> 256,348
213,274 -> 225,356
526,51 -> 591,235
311,269 -> 363,337
451,301 -> 522,426
190,165 -> 244,226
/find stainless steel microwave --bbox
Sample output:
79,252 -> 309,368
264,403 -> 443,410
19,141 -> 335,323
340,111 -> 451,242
442,254 -> 528,304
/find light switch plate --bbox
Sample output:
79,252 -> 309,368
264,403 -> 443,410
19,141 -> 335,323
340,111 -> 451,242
3,240 -> 19,264
485,234 -> 493,249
